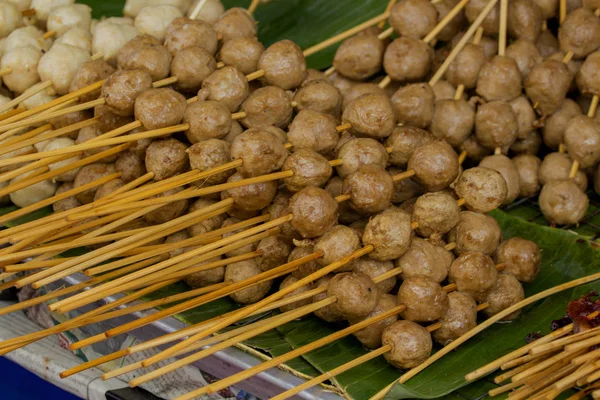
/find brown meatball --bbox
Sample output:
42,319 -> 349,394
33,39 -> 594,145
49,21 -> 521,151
506,40 -> 543,81
165,18 -> 218,56
539,152 -> 588,191
289,187 -> 339,238
559,8 -> 600,60
120,44 -> 172,81
386,126 -> 434,168
479,154 -> 520,204
50,109 -> 92,133
289,245 -> 322,280
459,134 -> 492,162
115,150 -> 145,183
223,121 -> 244,145
408,141 -> 459,192
454,167 -> 507,213
73,163 -> 116,204
145,138 -> 188,180
362,207 -> 413,261
390,83 -> 434,129
184,100 -> 232,144
134,88 -> 186,131
288,110 -> 339,155
70,59 -> 115,103
225,259 -> 272,304
390,0 -> 438,39
536,29 -> 560,58
94,104 -> 134,133
432,80 -> 458,101
240,86 -> 293,129
508,0 -> 543,42
327,271 -> 379,319
576,52 -> 600,96
333,34 -> 384,80
399,276 -> 449,322
511,131 -> 542,155
187,139 -> 233,186
350,294 -> 398,349
164,231 -> 189,258
218,37 -> 264,75
446,43 -> 485,89
484,274 -> 525,320
510,95 -> 537,139
564,115 -> 600,168
314,225 -> 361,271
101,69 -> 153,116
382,320 -> 432,369
342,83 -> 387,110
278,275 -> 313,313
353,257 -> 396,294
476,56 -> 522,102
433,291 -> 477,345
76,124 -> 117,162
431,99 -> 475,147
282,149 -> 332,192
543,99 -> 581,149
513,154 -> 541,197
117,35 -> 162,68
465,0 -> 500,35
413,191 -> 460,240
170,47 -> 216,92
342,94 -> 395,139
257,40 -> 306,90
533,0 -> 558,18
494,237 -> 541,283
199,66 -> 249,113
449,211 -> 502,256
213,8 -> 256,42
313,275 -> 345,322
53,182 -> 82,213
397,237 -> 453,283
293,79 -> 342,117
525,60 -> 572,116
324,177 -> 362,225
449,251 -> 498,302
255,234 -> 292,271
343,164 -> 394,215
383,37 -> 434,83
143,187 -> 189,224
539,179 -> 589,225
224,172 -> 277,212
475,101 -> 519,152
230,128 -> 287,177
221,217 -> 258,257
336,138 -> 389,178
433,0 -> 467,41
184,255 -> 225,288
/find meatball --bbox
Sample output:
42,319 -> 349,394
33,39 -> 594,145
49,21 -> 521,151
390,83 -> 435,129
38,43 -> 91,96
120,43 -> 172,81
314,225 -> 361,270
507,0 -> 543,42
70,59 -> 115,103
43,138 -> 82,181
539,152 -> 588,191
145,139 -> 188,180
449,251 -> 498,302
72,163 -> 117,204
386,126 -> 434,168
116,150 -> 146,183
293,79 -> 342,117
413,191 -> 460,240
327,271 -> 379,319
183,100 -> 232,144
408,141 -> 459,192
289,187 -> 339,239
513,154 -> 541,197
506,40 -> 543,81
325,177 -> 362,225
559,8 -> 600,60
543,100 -> 582,149
353,257 -> 396,294
525,60 -> 572,116
508,96 -> 536,141
564,115 -> 600,168
343,83 -> 387,110
230,129 -> 287,177
53,182 -> 82,213
479,155 -> 520,204
143,187 -> 188,224
362,207 -> 413,261
313,275 -> 345,322
165,18 -> 218,56
476,56 -> 522,102
432,80 -> 458,101
134,88 -> 187,130
93,20 -> 138,64
102,69 -> 153,116
446,43 -> 485,89
224,172 -> 277,212
459,135 -> 492,162
336,138 -> 389,178
494,237 -> 541,283
171,47 -> 216,92
289,245 -> 322,280
226,259 -> 272,304
383,37 -> 434,83
343,164 -> 394,215
448,211 -> 502,255
454,166 -> 507,213
221,217 -> 258,257
433,0 -> 467,41
282,149 -> 332,192
433,291 -> 477,345
511,131 -> 542,155
279,275 -> 313,313
342,94 -> 396,139
465,0 -> 500,35
398,276 -> 449,322
382,320 -> 432,369
350,294 -> 398,349
116,35 -> 162,68
397,238 -> 454,283
287,110 -> 339,156
187,139 -> 233,186
218,37 -> 264,75
0,2 -> 21,39
184,256 -> 225,288
536,29 -> 560,58
213,7 -> 256,42
539,179 -> 589,225
240,86 -> 293,129
256,234 -> 292,272
431,99 -> 475,147
1,47 -> 41,94
576,51 -> 600,96
200,66 -> 249,112
94,104 -> 134,133
484,274 -> 525,320
390,0 -> 438,39
333,34 -> 384,80
257,40 -> 307,90
135,5 -> 183,41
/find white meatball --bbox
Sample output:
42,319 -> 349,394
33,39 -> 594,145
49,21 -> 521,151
187,0 -> 224,23
34,137 -> 51,152
43,137 -> 82,181
124,0 -> 191,17
5,26 -> 52,52
0,38 -> 6,58
6,0 -> 32,12
92,20 -> 138,64
0,2 -> 22,38
9,170 -> 58,208
56,27 -> 92,52
20,89 -> 55,110
0,94 -> 12,109
30,0 -> 73,22
47,4 -> 92,36
2,46 -> 41,94
135,5 -> 183,41
38,43 -> 90,94
0,138 -> 35,173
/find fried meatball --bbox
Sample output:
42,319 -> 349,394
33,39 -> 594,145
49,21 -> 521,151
71,163 -> 116,204
507,0 -> 543,42
324,177 -> 362,225
525,60 -> 572,116
145,138 -> 188,180
399,276 -> 449,322
495,237 -> 541,283
576,51 -> 600,96
53,182 -> 82,213
165,18 -> 218,56
333,34 -> 384,80
70,59 -> 115,103
328,271 -> 379,319
511,131 -> 542,155
475,101 -> 519,153
506,40 -> 543,81
313,275 -> 345,322
224,172 -> 277,212
94,104 -> 134,133
200,66 -> 249,112
143,187 -> 189,224
433,0 -> 467,41
446,43 -> 485,89
431,99 -> 475,147
165,230 -> 190,258
536,29 -> 560,58
240,86 -> 293,129
392,176 -> 422,204
184,255 -> 225,288
314,225 -> 361,271
343,164 -> 394,215
454,167 -> 508,212
449,251 -> 498,302
543,100 -> 582,150
336,138 -> 389,178
257,40 -> 306,90
187,139 -> 233,186
229,128 -> 287,177
75,125 -> 117,163
476,56 -> 522,102
465,0 -> 500,35
218,37 -> 264,75
213,7 -> 256,42
385,126 -> 434,168
102,69 -> 153,116
293,79 -> 342,117
397,238 -> 453,283
484,274 -> 525,320
221,217 -> 258,257
383,37 -> 434,83
353,257 -> 396,294
342,94 -> 395,139
289,187 -> 339,238
278,275 -> 313,313
134,88 -> 187,131
459,135 -> 493,162
449,211 -> 502,256
390,83 -> 434,129
116,35 -> 162,68
432,80 -> 458,101
564,115 -> 600,168
390,0 -> 438,39
433,291 -> 477,345
513,154 -> 541,197
343,83 -> 387,110
226,259 -> 272,304
408,141 -> 459,192
256,234 -> 292,272
539,179 -> 589,225
170,46 -> 216,92
539,152 -> 588,191
120,43 -> 171,81
382,320 -> 432,369
282,149 -> 332,192
287,110 -> 339,156
510,95 -> 537,140
413,191 -> 460,240
362,207 -> 413,261
559,8 -> 600,60
350,294 -> 398,349
479,155 -> 520,204
289,244 -> 322,280
115,150 -> 145,183
183,100 -> 232,144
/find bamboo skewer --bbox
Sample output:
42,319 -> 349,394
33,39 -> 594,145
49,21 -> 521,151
0,81 -> 53,115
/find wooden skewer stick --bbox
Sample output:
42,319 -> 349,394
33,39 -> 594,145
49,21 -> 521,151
559,0 -> 567,23
247,0 -> 261,14
528,325 -> 600,355
498,0 -> 508,56
568,95 -> 598,179
189,0 -> 209,19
